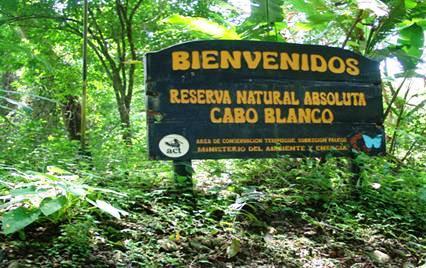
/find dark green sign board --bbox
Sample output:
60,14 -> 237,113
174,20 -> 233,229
145,40 -> 384,160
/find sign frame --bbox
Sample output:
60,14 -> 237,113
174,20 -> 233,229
145,40 -> 385,161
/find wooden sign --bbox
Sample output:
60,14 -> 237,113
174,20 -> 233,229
145,40 -> 384,160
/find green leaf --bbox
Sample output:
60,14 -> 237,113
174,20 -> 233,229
34,171 -> 60,182
405,0 -> 417,9
414,18 -> 426,28
307,14 -> 334,24
398,19 -> 415,28
68,185 -> 87,196
2,207 -> 41,235
288,0 -> 315,15
165,15 -> 240,40
404,45 -> 422,58
88,199 -> 128,219
87,186 -> 127,197
47,166 -> 68,175
399,23 -> 424,48
40,196 -> 66,216
392,23 -> 425,70
226,238 -> 241,258
295,22 -> 314,31
10,186 -> 37,197
249,0 -> 284,23
0,1 -> 18,13
286,0 -> 333,29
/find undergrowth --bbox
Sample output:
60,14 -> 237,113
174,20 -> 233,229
1,146 -> 425,266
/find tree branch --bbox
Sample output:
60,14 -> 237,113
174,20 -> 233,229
383,76 -> 407,120
129,0 -> 144,21
116,1 -> 127,92
87,8 -> 117,73
0,15 -> 79,26
389,80 -> 412,154
341,10 -> 363,49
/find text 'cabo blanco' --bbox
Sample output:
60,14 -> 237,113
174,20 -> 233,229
169,89 -> 367,124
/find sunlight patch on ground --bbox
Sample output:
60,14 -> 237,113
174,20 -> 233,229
193,160 -> 234,195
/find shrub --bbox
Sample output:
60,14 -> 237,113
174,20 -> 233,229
0,166 -> 128,235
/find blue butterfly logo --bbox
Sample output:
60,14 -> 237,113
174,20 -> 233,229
362,134 -> 382,149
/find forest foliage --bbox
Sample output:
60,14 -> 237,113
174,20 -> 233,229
0,0 -> 425,266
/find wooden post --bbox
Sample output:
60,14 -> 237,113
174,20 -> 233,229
173,160 -> 196,209
173,160 -> 193,189
80,0 -> 88,151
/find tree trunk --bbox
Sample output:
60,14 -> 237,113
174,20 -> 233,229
62,95 -> 82,141
62,95 -> 92,161
118,103 -> 131,143
112,72 -> 132,143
